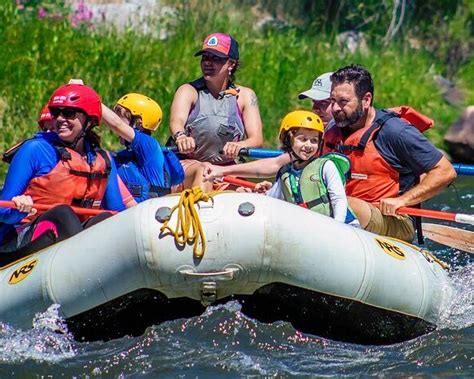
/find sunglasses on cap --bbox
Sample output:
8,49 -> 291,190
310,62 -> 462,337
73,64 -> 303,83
50,107 -> 83,120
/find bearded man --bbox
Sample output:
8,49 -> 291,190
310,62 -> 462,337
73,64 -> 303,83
323,64 -> 456,242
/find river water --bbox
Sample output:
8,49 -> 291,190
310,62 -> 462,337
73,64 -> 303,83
0,177 -> 472,377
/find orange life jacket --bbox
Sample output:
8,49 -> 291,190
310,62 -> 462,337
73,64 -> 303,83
23,145 -> 111,222
323,108 -> 433,203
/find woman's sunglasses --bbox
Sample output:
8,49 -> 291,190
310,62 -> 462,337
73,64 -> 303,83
201,54 -> 228,63
50,107 -> 83,120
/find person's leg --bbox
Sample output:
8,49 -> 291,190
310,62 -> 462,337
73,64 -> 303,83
364,203 -> 415,242
82,212 -> 113,229
182,159 -> 213,192
30,204 -> 83,243
348,197 -> 372,228
0,205 -> 83,265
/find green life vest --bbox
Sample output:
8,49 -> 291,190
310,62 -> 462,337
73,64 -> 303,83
279,153 -> 351,217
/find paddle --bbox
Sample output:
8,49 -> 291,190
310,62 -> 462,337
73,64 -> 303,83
238,148 -> 474,176
223,175 -> 256,189
396,206 -> 474,225
163,146 -> 472,176
225,176 -> 473,252
452,163 -> 474,176
422,223 -> 473,254
0,200 -> 116,217
223,176 -> 474,224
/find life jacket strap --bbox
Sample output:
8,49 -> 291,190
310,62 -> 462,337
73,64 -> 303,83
300,193 -> 330,209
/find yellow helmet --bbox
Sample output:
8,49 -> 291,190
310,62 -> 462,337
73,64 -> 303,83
278,110 -> 324,141
115,93 -> 163,131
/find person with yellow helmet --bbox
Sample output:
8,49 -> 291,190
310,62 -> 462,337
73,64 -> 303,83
204,110 -> 359,225
102,93 -> 184,203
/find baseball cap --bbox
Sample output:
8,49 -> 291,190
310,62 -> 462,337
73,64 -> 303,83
194,33 -> 239,60
298,72 -> 333,101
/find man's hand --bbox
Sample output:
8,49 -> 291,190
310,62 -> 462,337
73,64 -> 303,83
379,197 -> 407,217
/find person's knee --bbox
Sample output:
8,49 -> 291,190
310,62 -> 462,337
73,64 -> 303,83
348,197 -> 371,228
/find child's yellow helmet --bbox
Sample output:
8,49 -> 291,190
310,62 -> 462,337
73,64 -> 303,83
115,93 -> 163,131
278,110 -> 324,141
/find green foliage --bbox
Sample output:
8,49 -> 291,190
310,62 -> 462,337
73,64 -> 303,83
0,0 -> 472,180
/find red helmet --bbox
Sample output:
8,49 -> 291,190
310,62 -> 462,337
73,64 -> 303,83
48,83 -> 102,124
38,104 -> 53,123
37,104 -> 53,131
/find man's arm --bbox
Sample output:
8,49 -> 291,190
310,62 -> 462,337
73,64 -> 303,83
380,155 -> 457,215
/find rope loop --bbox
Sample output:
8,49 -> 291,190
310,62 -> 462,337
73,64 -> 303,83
160,187 -> 221,258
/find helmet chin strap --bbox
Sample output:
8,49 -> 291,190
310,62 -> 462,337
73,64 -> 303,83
284,132 -> 305,166
64,120 -> 92,150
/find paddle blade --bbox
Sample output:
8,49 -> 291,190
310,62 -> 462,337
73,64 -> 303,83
422,223 -> 474,254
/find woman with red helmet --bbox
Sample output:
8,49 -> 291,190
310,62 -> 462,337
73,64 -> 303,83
0,82 -> 126,262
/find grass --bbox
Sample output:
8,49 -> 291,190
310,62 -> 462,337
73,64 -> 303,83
0,1 -> 471,179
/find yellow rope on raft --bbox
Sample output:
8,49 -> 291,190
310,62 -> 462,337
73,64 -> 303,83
160,186 -> 221,258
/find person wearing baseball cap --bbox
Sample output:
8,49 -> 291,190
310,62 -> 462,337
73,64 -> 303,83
194,32 -> 240,60
298,72 -> 333,125
169,32 -> 263,192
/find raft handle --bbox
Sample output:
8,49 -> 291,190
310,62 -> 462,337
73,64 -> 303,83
178,267 -> 239,281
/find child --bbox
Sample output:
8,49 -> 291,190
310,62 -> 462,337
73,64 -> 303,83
101,93 -> 184,203
204,110 -> 359,226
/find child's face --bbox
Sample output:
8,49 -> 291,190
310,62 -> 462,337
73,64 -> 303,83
290,128 -> 321,161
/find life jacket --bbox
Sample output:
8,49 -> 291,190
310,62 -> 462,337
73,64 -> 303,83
3,139 -> 112,222
278,153 -> 352,218
323,107 -> 434,203
183,77 -> 246,165
114,146 -> 184,202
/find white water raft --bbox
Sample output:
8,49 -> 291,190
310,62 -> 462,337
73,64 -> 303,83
0,192 -> 452,344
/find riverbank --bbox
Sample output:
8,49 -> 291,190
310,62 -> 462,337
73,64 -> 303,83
0,1 -> 472,178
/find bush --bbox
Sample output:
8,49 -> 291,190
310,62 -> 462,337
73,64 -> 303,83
0,0 -> 471,179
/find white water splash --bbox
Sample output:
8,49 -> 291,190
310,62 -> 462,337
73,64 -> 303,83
438,263 -> 474,329
0,304 -> 77,363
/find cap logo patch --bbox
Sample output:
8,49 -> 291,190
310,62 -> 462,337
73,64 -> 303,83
313,79 -> 323,87
207,36 -> 218,46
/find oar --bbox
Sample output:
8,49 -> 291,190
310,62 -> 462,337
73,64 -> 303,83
0,200 -> 116,217
223,175 -> 256,189
452,163 -> 474,176
162,146 -> 473,176
396,206 -> 474,225
239,148 -> 474,176
422,223 -> 473,253
222,176 -> 472,252
224,175 -> 474,224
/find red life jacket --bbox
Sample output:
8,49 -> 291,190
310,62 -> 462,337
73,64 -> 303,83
323,108 -> 433,203
23,145 -> 111,222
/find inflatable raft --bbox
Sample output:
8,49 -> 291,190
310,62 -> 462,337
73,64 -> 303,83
0,192 -> 452,344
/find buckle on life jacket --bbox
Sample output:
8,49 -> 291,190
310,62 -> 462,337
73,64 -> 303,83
218,88 -> 240,99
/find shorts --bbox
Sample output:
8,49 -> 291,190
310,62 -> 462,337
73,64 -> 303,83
365,203 -> 415,242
